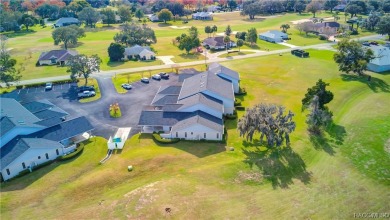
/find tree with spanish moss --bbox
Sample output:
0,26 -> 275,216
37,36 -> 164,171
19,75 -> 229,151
237,103 -> 296,147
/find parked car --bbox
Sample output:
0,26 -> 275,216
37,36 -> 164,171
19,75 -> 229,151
152,74 -> 161,80
45,82 -> 53,90
362,41 -> 370,46
121,83 -> 132,90
141,77 -> 149,83
78,90 -> 96,99
78,85 -> 95,92
159,72 -> 169,79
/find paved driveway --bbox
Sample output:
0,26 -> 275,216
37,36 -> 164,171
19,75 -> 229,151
3,74 -> 179,139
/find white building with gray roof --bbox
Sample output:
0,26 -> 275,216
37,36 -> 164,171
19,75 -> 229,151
0,98 -> 94,181
138,63 -> 240,141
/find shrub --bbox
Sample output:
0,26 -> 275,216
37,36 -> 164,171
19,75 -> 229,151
235,87 -> 247,95
234,99 -> 242,106
319,35 -> 327,40
236,106 -> 246,111
58,143 -> 85,160
225,110 -> 237,120
152,133 -> 180,144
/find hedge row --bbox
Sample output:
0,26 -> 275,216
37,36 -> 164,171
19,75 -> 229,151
234,99 -> 242,106
225,110 -> 237,120
152,133 -> 180,144
58,144 -> 84,160
236,106 -> 246,111
23,79 -> 79,88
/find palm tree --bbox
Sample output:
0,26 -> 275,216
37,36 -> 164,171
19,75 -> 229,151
280,24 -> 290,33
212,25 -> 217,37
223,36 -> 230,52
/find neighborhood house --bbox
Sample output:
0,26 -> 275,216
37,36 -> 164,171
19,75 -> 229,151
312,22 -> 340,35
0,98 -> 94,181
124,45 -> 156,60
54,17 -> 80,28
366,44 -> 390,73
203,36 -> 236,50
37,50 -> 78,66
192,12 -> 213,20
138,63 -> 240,141
259,30 -> 289,43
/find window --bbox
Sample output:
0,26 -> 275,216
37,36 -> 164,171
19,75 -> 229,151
204,133 -> 206,139
217,133 -> 219,139
191,132 -> 193,135
176,132 -> 178,138
45,153 -> 49,159
22,162 -> 26,169
38,156 -> 41,159
185,132 -> 187,138
6,169 -> 10,175
56,149 -> 59,155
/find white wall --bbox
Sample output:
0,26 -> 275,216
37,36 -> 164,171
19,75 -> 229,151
178,104 -> 223,119
1,127 -> 44,148
39,60 -> 56,66
1,147 -> 64,181
170,124 -> 223,141
202,90 -> 234,115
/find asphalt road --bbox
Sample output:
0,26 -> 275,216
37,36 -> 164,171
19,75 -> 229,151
2,74 -> 179,139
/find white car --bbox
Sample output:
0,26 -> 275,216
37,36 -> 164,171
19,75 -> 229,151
141,77 -> 149,83
45,82 -> 53,90
152,74 -> 161,80
121,83 -> 132,90
78,90 -> 96,99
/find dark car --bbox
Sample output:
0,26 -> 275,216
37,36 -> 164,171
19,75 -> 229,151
159,72 -> 169,79
78,85 -> 95,92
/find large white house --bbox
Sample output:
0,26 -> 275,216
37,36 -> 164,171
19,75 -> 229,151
366,44 -> 390,73
0,98 -> 94,181
259,30 -> 288,43
138,63 -> 240,141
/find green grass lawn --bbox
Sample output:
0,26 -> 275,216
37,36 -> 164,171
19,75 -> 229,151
77,78 -> 101,103
5,12 -> 378,81
1,49 -> 389,219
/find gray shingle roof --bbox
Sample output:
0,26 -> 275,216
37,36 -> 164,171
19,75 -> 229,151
171,111 -> 223,133
124,45 -> 154,56
208,63 -> 240,81
22,99 -> 53,113
33,109 -> 68,120
203,36 -> 225,47
0,98 -> 43,137
0,138 -> 64,168
138,111 -> 193,126
55,17 -> 79,26
152,95 -> 179,106
38,50 -> 78,62
178,72 -> 234,101
158,85 -> 182,95
162,104 -> 183,112
28,116 -> 94,142
178,93 -> 223,112
0,116 -> 16,137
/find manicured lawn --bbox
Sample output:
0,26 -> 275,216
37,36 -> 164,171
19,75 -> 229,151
77,78 -> 101,103
1,49 -> 389,219
5,12 -> 378,80
218,51 -> 256,58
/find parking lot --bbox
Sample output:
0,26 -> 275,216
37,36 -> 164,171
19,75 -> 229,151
2,74 -> 180,139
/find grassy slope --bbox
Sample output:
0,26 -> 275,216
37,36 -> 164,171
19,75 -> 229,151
1,49 -> 389,219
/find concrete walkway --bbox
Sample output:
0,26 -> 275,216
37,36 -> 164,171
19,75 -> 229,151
157,56 -> 175,65
3,34 -> 384,86
278,42 -> 298,48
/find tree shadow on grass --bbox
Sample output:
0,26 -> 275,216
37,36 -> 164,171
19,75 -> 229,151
60,42 -> 84,49
242,146 -> 312,189
178,53 -> 202,60
340,74 -> 390,93
308,122 -> 346,156
3,30 -> 36,38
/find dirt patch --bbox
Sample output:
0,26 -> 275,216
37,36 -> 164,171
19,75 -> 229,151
234,170 -> 263,184
385,139 -> 390,154
124,181 -> 160,211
